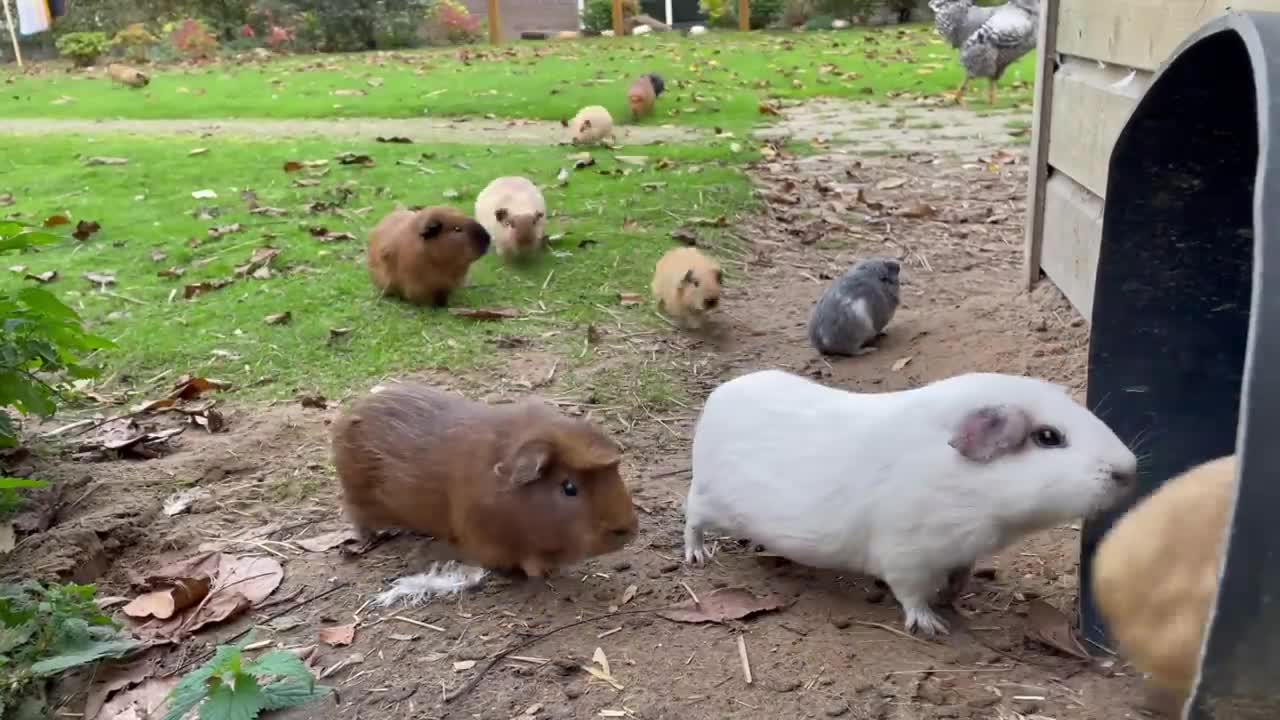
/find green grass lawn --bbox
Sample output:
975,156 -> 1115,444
0,136 -> 754,401
2,26 -> 1036,131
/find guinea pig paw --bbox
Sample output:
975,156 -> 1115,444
902,606 -> 950,638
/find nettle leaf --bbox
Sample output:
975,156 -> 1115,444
0,412 -> 15,447
0,622 -> 36,654
30,638 -> 140,675
0,478 -> 47,491
0,230 -> 61,254
244,650 -> 312,682
16,288 -> 78,323
199,673 -> 267,720
261,680 -> 330,712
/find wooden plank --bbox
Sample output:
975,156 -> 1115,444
487,0 -> 501,44
1039,173 -> 1104,321
1046,60 -> 1150,198
739,0 -> 750,31
1021,0 -> 1061,290
1055,0 -> 1280,70
613,0 -> 625,35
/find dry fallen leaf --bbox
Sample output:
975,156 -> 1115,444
264,311 -> 292,325
319,623 -> 356,647
183,279 -> 233,299
129,553 -> 284,644
94,675 -> 179,720
188,148 -> 209,156
896,202 -> 936,219
1025,599 -> 1091,660
0,522 -> 14,554
86,156 -> 130,166
295,527 -> 360,553
619,584 -> 638,607
758,102 -> 781,116
657,587 -> 791,624
161,487 -> 208,517
376,136 -> 412,144
208,223 -> 244,239
191,189 -> 218,200
891,356 -> 913,372
614,155 -> 648,166
84,272 -> 116,287
875,177 -> 908,190
43,214 -> 70,228
73,219 -> 102,241
83,658 -> 155,720
592,647 -> 611,676
447,307 -> 521,320
122,577 -> 211,621
283,161 -> 304,173
618,293 -> 643,306
307,227 -> 357,242
453,660 -> 477,672
26,270 -> 57,284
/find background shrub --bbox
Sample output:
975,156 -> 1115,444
582,0 -> 638,33
54,31 -> 111,66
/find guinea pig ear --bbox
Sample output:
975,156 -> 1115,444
495,208 -> 509,223
680,269 -> 697,287
534,210 -> 545,221
714,268 -> 724,286
948,404 -> 1031,463
501,440 -> 553,487
581,119 -> 592,130
421,217 -> 443,240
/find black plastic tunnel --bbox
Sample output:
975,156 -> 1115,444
1075,10 -> 1280,718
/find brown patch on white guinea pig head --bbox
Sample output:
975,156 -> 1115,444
495,207 -> 545,251
366,206 -> 490,307
476,400 -> 639,576
1091,454 -> 1235,708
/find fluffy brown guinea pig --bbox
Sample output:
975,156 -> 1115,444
651,246 -> 723,329
366,206 -> 490,307
331,382 -> 640,577
1091,454 -> 1237,708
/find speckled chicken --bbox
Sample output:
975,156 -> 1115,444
929,0 -> 1040,106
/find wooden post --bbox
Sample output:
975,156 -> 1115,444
1021,0 -> 1061,290
612,0 -> 626,36
738,0 -> 750,31
487,0 -> 501,45
3,0 -> 24,67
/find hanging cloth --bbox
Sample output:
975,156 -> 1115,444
16,0 -> 52,36
47,0 -> 67,19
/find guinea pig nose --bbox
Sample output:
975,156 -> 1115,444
704,298 -> 719,309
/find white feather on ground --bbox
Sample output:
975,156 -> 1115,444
372,561 -> 490,608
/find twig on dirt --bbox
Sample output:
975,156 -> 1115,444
736,633 -> 753,685
443,605 -> 680,704
854,621 -> 936,647
651,466 -> 691,479
679,582 -> 701,608
163,582 -> 351,678
387,616 -> 446,633
39,417 -> 99,438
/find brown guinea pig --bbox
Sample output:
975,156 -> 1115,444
331,382 -> 640,578
627,77 -> 655,120
1091,454 -> 1236,708
366,206 -> 490,307
651,246 -> 723,329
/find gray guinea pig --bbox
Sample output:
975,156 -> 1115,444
807,257 -> 901,356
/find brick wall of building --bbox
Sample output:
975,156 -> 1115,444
461,0 -> 581,39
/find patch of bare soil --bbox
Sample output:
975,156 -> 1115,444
754,99 -> 1032,157
1,106 -> 1150,720
0,117 -> 702,145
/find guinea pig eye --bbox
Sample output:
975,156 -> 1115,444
1032,426 -> 1065,449
562,480 -> 578,497
453,225 -> 462,232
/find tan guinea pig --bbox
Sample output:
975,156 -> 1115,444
1091,454 -> 1237,708
107,63 -> 149,88
651,246 -> 723,329
366,206 -> 491,307
331,382 -> 640,578
569,105 -> 615,145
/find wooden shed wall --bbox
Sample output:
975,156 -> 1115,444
1023,0 -> 1280,322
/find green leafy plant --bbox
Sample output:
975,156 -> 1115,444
112,23 -> 160,62
54,31 -> 112,67
723,0 -> 785,28
698,0 -> 731,26
0,581 -> 140,716
0,221 -> 115,449
582,0 -> 638,33
164,636 -> 329,720
0,477 -> 48,518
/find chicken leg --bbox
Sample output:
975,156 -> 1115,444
987,78 -> 997,106
953,76 -> 970,105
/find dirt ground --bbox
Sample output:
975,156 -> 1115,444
1,102 -> 1157,720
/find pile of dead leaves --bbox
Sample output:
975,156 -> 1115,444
74,375 -> 230,459
121,550 -> 284,647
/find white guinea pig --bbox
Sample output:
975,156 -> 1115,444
684,369 -> 1138,637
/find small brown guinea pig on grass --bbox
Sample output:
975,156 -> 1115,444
332,382 -> 640,578
367,206 -> 490,307
652,246 -> 723,329
1091,454 -> 1236,710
